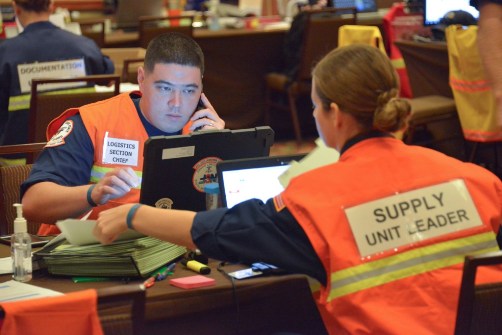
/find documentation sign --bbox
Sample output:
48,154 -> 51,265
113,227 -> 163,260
17,58 -> 86,93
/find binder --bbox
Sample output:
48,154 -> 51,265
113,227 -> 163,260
35,236 -> 186,278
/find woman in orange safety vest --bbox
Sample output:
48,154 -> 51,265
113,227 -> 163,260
93,44 -> 502,335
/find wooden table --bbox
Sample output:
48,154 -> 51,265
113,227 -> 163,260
1,246 -> 327,335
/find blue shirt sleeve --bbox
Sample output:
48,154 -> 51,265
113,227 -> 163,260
20,114 -> 94,197
191,198 -> 327,285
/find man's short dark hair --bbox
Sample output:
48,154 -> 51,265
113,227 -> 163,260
144,32 -> 205,75
14,0 -> 51,12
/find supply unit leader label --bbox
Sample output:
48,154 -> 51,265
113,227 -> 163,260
345,179 -> 483,258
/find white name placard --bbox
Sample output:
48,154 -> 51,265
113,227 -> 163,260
17,59 -> 86,93
102,137 -> 139,166
345,180 -> 483,258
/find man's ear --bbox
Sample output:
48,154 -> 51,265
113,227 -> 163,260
137,67 -> 145,87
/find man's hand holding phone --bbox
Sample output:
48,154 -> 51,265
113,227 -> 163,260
190,93 -> 225,132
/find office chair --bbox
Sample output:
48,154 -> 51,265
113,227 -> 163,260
264,7 -> 357,145
138,15 -> 194,49
338,25 -> 386,53
78,19 -> 107,48
122,58 -> 144,83
454,251 -> 502,335
97,285 -> 146,335
29,74 -> 120,144
446,25 -> 502,176
0,285 -> 146,335
0,143 -> 46,235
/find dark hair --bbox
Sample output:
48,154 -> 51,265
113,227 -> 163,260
144,32 -> 205,76
14,0 -> 51,12
313,44 -> 411,133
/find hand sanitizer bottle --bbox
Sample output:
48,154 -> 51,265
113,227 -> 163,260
11,203 -> 32,282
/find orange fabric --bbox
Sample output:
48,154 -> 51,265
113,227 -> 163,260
39,91 -> 193,235
383,3 -> 422,98
282,137 -> 502,335
0,289 -> 103,335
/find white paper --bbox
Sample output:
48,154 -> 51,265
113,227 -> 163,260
0,257 -> 12,275
0,280 -> 63,302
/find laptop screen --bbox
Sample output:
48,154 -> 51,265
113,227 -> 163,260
332,0 -> 377,13
217,154 -> 305,208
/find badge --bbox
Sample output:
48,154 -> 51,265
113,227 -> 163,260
46,120 -> 73,147
192,157 -> 221,192
155,198 -> 174,209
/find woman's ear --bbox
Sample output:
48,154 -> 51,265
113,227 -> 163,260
330,102 -> 342,127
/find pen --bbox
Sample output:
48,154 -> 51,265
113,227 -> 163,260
156,262 -> 176,281
72,276 -> 113,283
143,276 -> 156,288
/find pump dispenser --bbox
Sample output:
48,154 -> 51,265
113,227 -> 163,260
11,203 -> 32,282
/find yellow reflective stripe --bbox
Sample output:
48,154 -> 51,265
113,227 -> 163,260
90,165 -> 143,187
0,157 -> 27,166
327,232 -> 498,301
391,58 -> 405,69
8,94 -> 31,111
8,86 -> 97,112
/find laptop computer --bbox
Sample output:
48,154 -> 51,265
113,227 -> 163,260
332,0 -> 377,13
217,154 -> 305,208
140,126 -> 275,211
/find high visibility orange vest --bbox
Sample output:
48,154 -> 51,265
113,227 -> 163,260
282,137 -> 502,335
38,92 -> 191,235
383,3 -> 423,98
446,25 -> 502,142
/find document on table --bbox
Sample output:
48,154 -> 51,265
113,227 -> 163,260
0,257 -> 12,274
0,280 -> 63,302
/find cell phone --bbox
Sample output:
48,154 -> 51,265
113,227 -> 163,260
228,268 -> 263,280
196,96 -> 205,111
0,234 -> 50,247
251,262 -> 285,275
193,96 -> 206,131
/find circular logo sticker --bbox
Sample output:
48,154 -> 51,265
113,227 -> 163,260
155,198 -> 174,209
192,156 -> 222,192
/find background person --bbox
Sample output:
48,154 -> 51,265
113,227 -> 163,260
471,0 -> 502,127
0,0 -> 115,165
93,44 -> 502,335
21,32 -> 224,235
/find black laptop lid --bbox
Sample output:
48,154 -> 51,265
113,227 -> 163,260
140,126 -> 274,211
217,154 -> 305,208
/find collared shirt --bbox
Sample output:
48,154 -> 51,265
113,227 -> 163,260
0,21 -> 115,149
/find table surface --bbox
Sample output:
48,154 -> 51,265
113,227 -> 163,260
1,245 -> 327,335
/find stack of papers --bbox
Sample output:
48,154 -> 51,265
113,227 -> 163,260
35,237 -> 186,278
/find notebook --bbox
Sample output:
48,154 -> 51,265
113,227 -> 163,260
216,154 -> 305,208
139,127 -> 275,211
